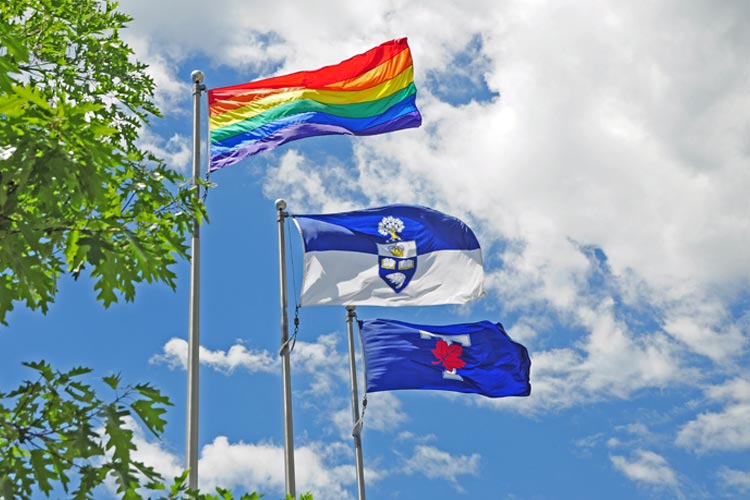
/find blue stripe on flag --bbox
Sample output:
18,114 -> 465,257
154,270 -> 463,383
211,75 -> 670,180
210,95 -> 419,155
294,205 -> 480,255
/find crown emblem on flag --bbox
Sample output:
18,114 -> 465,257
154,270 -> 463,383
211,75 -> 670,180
377,216 -> 417,292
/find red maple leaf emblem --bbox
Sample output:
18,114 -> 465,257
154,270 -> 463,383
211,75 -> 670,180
431,339 -> 466,372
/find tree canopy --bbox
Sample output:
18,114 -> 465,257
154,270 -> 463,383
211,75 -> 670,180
0,362 -> 272,499
0,0 -> 205,325
0,2 -> 316,498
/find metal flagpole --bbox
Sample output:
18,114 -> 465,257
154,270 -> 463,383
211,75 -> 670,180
276,199 -> 296,498
186,69 -> 206,489
345,306 -> 366,500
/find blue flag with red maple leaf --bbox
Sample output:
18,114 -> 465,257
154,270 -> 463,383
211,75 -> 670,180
358,319 -> 530,398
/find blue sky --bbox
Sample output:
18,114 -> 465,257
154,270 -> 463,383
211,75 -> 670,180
3,0 -> 750,499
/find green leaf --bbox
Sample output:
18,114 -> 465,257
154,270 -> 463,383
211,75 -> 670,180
0,92 -> 28,116
130,393 -> 168,430
28,450 -> 53,495
1,475 -> 15,500
68,366 -> 93,377
241,492 -> 264,500
0,24 -> 29,62
9,85 -> 51,111
103,374 -> 121,390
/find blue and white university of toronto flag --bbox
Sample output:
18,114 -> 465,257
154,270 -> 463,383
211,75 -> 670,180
358,319 -> 531,398
293,205 -> 483,306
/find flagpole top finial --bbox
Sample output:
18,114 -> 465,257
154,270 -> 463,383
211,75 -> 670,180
191,70 -> 204,84
275,199 -> 287,211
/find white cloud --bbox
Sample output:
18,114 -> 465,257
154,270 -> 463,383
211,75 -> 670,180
293,333 -> 351,394
291,332 -> 365,438
705,377 -> 750,404
150,334 -> 354,385
610,449 -> 678,487
675,403 -> 750,453
618,422 -> 651,437
332,391 -> 409,440
149,338 -> 188,369
662,302 -> 747,363
120,0 -> 494,78
482,299 -> 690,414
607,437 -> 621,449
360,392 -> 408,432
125,421 -> 375,500
149,337 -> 276,374
718,467 -> 750,495
574,433 -> 605,453
298,335 -> 410,439
675,377 -> 750,453
519,347 -> 587,410
262,150 -> 363,214
401,444 -> 480,492
199,436 -> 363,499
137,130 -> 192,173
505,318 -> 541,344
577,301 -> 684,397
121,35 -> 189,116
397,431 -> 437,444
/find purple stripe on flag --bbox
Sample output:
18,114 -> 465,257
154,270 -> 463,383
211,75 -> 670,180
209,112 -> 422,172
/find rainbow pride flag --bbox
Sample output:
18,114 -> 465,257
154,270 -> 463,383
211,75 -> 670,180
207,38 -> 422,171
